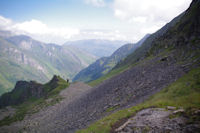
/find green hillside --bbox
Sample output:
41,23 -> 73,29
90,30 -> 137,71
0,35 -> 96,95
0,75 -> 69,126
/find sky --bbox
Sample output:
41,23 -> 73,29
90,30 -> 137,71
0,0 -> 192,44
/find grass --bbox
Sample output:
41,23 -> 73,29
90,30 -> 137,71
77,66 -> 200,133
106,105 -> 120,113
0,76 -> 69,126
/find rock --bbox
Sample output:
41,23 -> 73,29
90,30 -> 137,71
160,56 -> 168,61
173,109 -> 185,114
194,110 -> 200,115
115,119 -> 131,132
167,106 -> 176,110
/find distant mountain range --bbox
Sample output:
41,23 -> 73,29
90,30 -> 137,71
0,33 -> 96,95
64,39 -> 127,58
73,34 -> 150,82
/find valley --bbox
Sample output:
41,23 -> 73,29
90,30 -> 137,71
0,0 -> 200,133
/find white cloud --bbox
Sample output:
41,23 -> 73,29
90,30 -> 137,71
0,15 -> 128,44
13,20 -> 48,34
12,19 -> 80,39
0,16 -> 80,44
113,0 -> 192,34
84,0 -> 105,7
113,0 -> 191,22
0,16 -> 12,30
0,0 -> 192,44
70,29 -> 128,41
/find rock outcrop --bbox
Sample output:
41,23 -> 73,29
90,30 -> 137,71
0,75 -> 65,108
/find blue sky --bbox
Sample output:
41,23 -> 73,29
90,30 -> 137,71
0,0 -> 112,27
0,0 -> 192,44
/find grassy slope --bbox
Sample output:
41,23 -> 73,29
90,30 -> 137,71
0,36 -> 96,95
78,66 -> 200,133
0,76 -> 69,126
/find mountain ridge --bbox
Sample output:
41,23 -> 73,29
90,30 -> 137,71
73,34 -> 150,82
64,39 -> 128,58
0,33 -> 96,95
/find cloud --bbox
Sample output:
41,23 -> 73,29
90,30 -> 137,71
0,16 -> 12,30
84,0 -> 105,7
12,19 -> 80,39
0,16 -> 80,44
113,0 -> 191,22
0,15 -> 128,44
70,29 -> 129,41
113,0 -> 192,34
0,0 -> 192,44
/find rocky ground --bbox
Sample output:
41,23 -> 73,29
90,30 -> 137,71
114,108 -> 200,133
0,106 -> 15,121
0,82 -> 93,133
0,52 -> 198,133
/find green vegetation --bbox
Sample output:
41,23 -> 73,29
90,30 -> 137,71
0,76 -> 69,126
106,105 -> 119,113
45,76 -> 70,97
77,67 -> 200,133
0,35 -> 96,95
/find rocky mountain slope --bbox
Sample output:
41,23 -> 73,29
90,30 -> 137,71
73,34 -> 150,82
0,75 -> 69,108
0,0 -> 199,133
64,39 -> 127,58
0,34 -> 96,95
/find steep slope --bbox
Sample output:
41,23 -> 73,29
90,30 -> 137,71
87,4 -> 190,86
0,34 -> 96,95
26,0 -> 199,132
0,1 -> 199,133
80,65 -> 200,133
73,34 -> 150,82
77,0 -> 200,132
64,39 -> 127,57
114,12 -> 185,69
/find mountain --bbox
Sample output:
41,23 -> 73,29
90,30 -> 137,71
0,1 -> 200,133
0,33 -> 96,95
73,34 -> 150,82
0,75 -> 69,108
78,0 -> 200,132
114,13 -> 185,69
88,7 -> 187,86
64,39 -> 127,58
